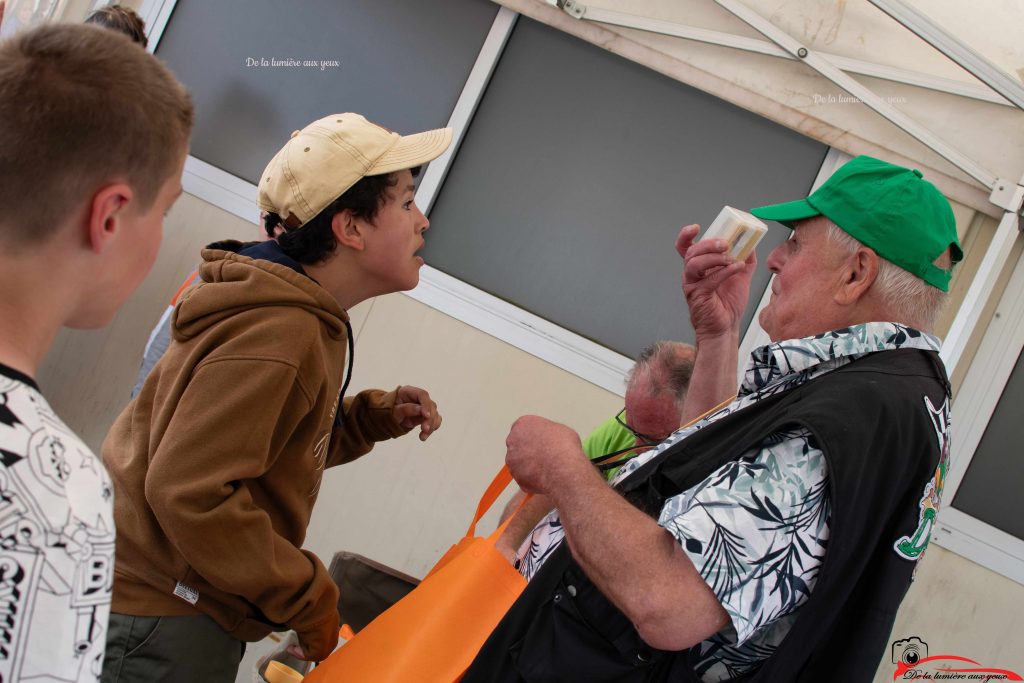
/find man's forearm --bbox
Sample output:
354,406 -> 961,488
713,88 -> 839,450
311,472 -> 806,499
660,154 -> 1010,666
548,467 -> 729,651
681,331 -> 740,425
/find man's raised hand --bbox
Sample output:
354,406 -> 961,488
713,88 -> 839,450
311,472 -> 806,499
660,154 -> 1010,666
676,224 -> 757,341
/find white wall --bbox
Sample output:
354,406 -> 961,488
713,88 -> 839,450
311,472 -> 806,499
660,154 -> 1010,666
302,291 -> 623,577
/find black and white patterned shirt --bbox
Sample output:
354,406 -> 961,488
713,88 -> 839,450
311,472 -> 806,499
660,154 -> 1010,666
513,323 -> 941,680
0,364 -> 115,682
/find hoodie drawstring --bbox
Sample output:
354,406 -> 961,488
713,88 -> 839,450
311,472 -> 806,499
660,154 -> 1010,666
334,319 -> 354,428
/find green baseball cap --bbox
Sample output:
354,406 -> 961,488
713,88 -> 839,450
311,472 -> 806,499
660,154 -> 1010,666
750,155 -> 962,291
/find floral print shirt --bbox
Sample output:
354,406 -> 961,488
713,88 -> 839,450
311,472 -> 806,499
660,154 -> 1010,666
513,323 -> 941,680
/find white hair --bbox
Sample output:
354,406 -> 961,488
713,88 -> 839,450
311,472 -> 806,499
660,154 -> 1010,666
824,220 -> 948,331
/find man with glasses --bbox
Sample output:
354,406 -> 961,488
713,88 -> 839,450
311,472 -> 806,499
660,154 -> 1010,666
496,340 -> 695,568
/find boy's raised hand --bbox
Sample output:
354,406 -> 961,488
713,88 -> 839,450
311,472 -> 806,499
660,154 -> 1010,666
393,385 -> 442,441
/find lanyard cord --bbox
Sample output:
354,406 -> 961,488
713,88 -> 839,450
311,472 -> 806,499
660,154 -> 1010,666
333,319 -> 355,428
592,393 -> 739,472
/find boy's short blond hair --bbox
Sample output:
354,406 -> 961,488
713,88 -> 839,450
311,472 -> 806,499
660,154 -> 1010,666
0,23 -> 193,247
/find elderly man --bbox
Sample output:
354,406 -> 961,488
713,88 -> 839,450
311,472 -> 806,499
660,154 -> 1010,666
463,156 -> 957,682
496,340 -> 696,566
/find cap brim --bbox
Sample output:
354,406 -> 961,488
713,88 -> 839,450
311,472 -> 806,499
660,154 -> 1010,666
750,198 -> 821,228
369,127 -> 454,176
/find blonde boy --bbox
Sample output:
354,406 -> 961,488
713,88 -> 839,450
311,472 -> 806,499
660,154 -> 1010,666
0,24 -> 192,682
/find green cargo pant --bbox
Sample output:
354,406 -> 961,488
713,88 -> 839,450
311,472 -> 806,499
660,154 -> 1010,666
101,613 -> 245,683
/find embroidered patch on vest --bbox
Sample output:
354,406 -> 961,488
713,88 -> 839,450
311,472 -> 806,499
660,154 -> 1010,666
173,581 -> 199,605
894,395 -> 950,563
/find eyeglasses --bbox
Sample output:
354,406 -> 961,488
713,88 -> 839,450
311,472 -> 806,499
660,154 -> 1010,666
614,408 -> 668,446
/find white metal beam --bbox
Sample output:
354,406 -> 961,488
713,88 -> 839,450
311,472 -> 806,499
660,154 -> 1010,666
944,231 -> 1024,504
941,179 -> 1024,374
869,0 -> 1024,112
562,3 -> 1012,107
136,0 -> 175,52
711,0 -> 998,190
415,7 -> 518,215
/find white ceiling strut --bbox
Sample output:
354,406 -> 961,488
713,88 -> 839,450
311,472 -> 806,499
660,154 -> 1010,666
712,0 -> 1001,189
557,2 -> 1010,106
868,0 -> 1024,112
554,0 -> 1021,193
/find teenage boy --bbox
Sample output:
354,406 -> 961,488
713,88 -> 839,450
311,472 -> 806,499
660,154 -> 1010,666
0,24 -> 193,683
101,114 -> 452,682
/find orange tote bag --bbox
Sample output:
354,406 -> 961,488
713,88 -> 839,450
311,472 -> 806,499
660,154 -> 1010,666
304,466 -> 527,682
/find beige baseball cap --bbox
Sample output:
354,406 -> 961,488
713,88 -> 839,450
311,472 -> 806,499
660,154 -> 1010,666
257,113 -> 453,229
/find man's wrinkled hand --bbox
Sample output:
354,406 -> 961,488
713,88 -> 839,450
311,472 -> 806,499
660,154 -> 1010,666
505,415 -> 584,495
393,385 -> 442,441
676,224 -> 757,340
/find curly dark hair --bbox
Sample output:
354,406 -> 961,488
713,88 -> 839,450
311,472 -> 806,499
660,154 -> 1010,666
266,166 -> 420,264
84,5 -> 148,48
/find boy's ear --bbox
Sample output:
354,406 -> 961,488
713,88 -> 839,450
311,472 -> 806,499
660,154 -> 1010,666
87,183 -> 134,254
332,209 -> 365,251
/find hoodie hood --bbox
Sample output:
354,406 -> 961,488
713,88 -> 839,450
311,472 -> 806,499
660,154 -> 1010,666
173,240 -> 348,341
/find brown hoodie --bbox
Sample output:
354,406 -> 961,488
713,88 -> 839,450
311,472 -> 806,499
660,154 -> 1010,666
102,244 -> 409,660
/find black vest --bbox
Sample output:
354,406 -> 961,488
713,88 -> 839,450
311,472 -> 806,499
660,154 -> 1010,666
464,348 -> 950,683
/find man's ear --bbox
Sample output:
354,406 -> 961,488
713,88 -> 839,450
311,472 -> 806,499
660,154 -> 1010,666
835,247 -> 879,305
332,209 -> 365,251
87,183 -> 133,254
